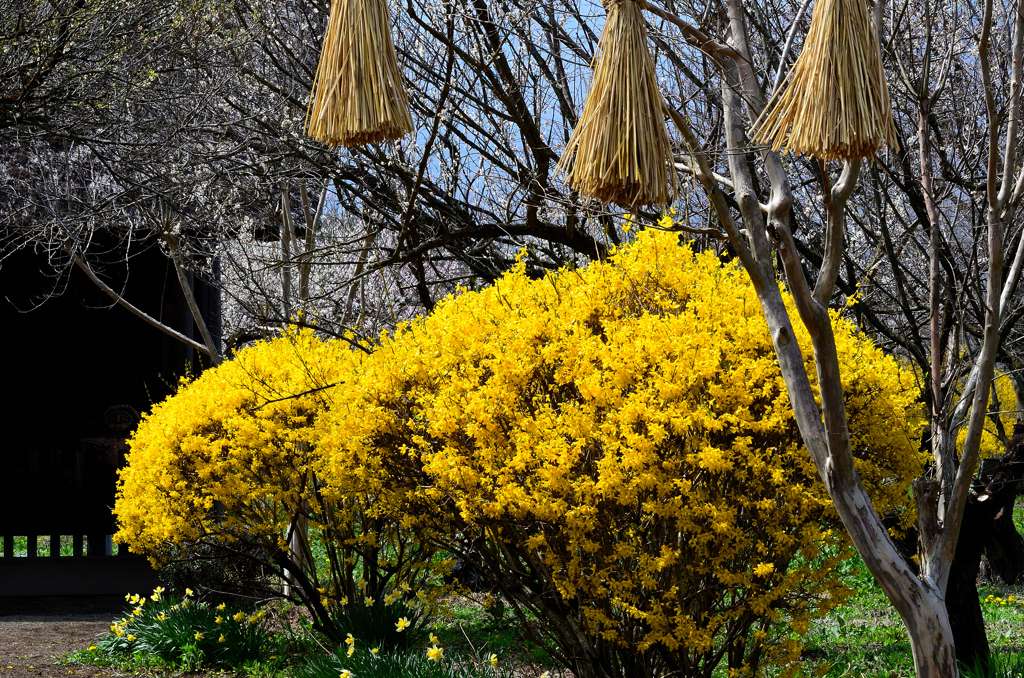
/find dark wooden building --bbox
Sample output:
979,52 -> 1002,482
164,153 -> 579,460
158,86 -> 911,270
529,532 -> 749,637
0,243 -> 219,596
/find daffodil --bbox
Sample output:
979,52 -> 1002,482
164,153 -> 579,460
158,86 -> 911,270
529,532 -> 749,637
489,654 -> 498,667
396,617 -> 410,632
427,645 -> 443,662
195,631 -> 204,640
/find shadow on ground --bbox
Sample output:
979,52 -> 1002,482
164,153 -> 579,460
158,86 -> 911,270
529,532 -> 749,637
0,597 -> 122,678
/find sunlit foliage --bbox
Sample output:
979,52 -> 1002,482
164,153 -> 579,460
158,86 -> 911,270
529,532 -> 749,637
116,230 -> 925,677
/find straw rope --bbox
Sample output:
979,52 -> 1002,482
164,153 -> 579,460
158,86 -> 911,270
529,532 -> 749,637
556,0 -> 678,208
305,0 -> 414,147
752,0 -> 896,160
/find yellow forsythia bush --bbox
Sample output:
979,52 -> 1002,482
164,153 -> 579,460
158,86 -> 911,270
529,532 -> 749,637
114,229 -> 924,677
955,368 -> 1020,460
113,331 -> 440,644
315,230 -> 925,678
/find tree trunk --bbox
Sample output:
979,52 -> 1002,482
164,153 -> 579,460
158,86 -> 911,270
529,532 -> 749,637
982,506 -> 1024,584
980,423 -> 1024,585
946,424 -> 1024,670
946,497 -> 991,673
711,43 -> 960,677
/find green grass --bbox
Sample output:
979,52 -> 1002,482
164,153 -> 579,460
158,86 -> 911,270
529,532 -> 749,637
1,535 -> 80,556
294,643 -> 513,678
799,507 -> 1024,678
799,557 -> 916,677
63,500 -> 1024,678
426,596 -> 555,670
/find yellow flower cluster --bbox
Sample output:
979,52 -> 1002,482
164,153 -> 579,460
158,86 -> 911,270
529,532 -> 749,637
955,369 -> 1020,460
984,594 -> 1022,607
114,330 -> 347,552
114,230 -> 925,675
314,230 -> 924,672
113,329 -> 445,639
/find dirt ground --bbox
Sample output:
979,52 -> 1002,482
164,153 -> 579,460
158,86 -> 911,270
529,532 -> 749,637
0,598 -> 121,678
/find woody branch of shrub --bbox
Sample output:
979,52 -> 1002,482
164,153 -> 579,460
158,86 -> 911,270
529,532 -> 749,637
113,331 -> 442,645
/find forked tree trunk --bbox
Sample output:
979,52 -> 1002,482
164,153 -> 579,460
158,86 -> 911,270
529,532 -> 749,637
709,40 -> 961,675
779,317 -> 958,678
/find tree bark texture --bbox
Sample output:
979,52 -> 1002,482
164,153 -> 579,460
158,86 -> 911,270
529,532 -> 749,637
945,423 -> 1024,670
945,497 -> 991,672
979,424 -> 1024,585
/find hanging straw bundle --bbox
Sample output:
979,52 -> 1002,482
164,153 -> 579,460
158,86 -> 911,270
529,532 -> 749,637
752,0 -> 896,160
556,0 -> 677,208
305,0 -> 413,147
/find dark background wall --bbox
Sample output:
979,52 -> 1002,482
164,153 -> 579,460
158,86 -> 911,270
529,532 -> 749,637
0,243 -> 219,536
